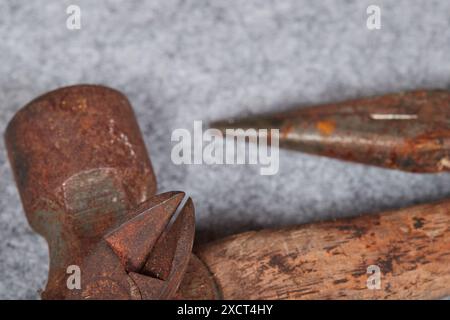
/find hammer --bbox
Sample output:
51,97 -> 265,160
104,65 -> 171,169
4,85 -> 217,299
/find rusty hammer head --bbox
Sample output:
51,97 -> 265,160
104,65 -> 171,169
5,85 -> 217,299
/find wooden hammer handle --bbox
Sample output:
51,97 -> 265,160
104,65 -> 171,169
196,200 -> 450,299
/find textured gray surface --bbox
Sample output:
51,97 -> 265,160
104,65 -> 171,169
1,0 -> 450,299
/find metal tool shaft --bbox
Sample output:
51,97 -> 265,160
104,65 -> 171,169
212,90 -> 450,172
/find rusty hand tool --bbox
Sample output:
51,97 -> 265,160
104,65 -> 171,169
211,90 -> 450,172
5,85 -> 449,300
5,85 -> 218,300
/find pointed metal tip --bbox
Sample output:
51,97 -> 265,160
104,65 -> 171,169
104,192 -> 186,273
181,197 -> 195,219
152,191 -> 186,206
212,90 -> 450,173
127,191 -> 185,220
139,197 -> 195,299
157,191 -> 186,207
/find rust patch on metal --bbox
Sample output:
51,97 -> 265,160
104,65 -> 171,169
211,89 -> 450,172
4,84 -> 217,300
316,120 -> 336,136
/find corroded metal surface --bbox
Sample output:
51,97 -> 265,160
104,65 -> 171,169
8,84 -> 448,300
212,90 -> 450,172
4,85 -> 217,299
66,191 -> 197,300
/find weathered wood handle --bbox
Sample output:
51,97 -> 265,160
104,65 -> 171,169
196,200 -> 450,299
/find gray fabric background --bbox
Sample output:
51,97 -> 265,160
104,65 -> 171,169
1,0 -> 449,299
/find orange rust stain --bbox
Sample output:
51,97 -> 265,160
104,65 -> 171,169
316,120 -> 336,136
77,98 -> 88,111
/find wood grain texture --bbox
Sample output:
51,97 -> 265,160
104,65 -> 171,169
196,200 -> 450,299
